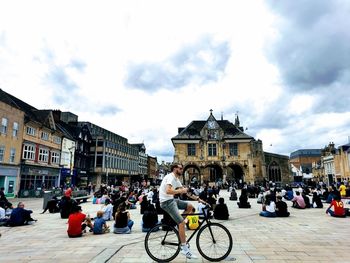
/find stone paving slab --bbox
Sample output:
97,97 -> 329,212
1,191 -> 350,263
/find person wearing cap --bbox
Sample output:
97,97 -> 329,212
67,205 -> 93,238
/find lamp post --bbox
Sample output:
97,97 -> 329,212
68,146 -> 75,186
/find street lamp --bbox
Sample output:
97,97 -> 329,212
68,146 -> 75,186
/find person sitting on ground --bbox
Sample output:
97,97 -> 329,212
326,194 -> 346,218
101,198 -> 113,221
275,196 -> 290,217
302,192 -> 311,208
214,197 -> 229,220
207,192 -> 217,210
237,189 -> 251,208
0,187 -> 12,209
198,201 -> 210,219
93,210 -> 110,234
112,196 -> 126,219
7,202 -> 36,226
41,196 -> 59,214
257,191 -> 264,204
312,192 -> 323,208
229,188 -> 238,201
0,201 -> 9,225
113,203 -> 134,234
59,195 -> 77,219
259,194 -> 276,217
140,195 -> 149,215
141,203 -> 159,232
291,191 -> 306,209
67,205 -> 93,238
128,191 -> 137,207
322,187 -> 329,201
285,187 -> 294,201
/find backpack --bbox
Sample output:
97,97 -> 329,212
186,215 -> 199,230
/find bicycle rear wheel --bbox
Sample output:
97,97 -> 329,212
144,224 -> 180,262
196,222 -> 233,261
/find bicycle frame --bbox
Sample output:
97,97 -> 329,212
181,208 -> 214,244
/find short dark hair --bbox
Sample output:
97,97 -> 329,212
171,163 -> 182,171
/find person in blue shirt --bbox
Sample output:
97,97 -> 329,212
93,211 -> 110,234
8,202 -> 36,226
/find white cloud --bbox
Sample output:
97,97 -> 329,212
0,0 -> 349,162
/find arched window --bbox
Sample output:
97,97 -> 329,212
268,161 -> 282,182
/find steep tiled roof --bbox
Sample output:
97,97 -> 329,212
0,89 -> 56,130
172,119 -> 253,140
0,89 -> 22,110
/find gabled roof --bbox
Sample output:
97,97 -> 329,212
0,89 -> 22,110
56,122 -> 75,140
0,89 -> 57,131
172,119 -> 253,140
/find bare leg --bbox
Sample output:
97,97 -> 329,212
179,203 -> 194,244
178,221 -> 186,244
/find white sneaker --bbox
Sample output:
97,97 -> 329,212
181,246 -> 198,259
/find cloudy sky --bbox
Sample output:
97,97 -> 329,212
1,0 -> 350,162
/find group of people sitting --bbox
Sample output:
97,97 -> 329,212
226,182 -> 350,218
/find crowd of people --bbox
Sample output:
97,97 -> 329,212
232,181 -> 350,218
1,177 -> 349,241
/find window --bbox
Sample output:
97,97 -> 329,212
0,146 -> 4,162
26,126 -> 36,136
229,143 -> 238,156
38,148 -> 49,162
1,118 -> 8,134
9,148 -> 16,163
51,151 -> 60,164
41,131 -> 49,141
208,143 -> 217,156
13,122 -> 19,137
187,144 -> 196,156
23,144 -> 35,160
268,161 -> 281,182
53,136 -> 61,144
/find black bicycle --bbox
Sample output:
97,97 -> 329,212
144,205 -> 233,262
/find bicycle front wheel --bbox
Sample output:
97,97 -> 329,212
196,222 -> 233,261
144,224 -> 180,262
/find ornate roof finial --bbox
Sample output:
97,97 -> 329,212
210,109 -> 213,115
235,111 -> 240,127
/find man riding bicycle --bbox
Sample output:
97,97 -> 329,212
159,163 -> 203,259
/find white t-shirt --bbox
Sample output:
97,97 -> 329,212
266,201 -> 276,213
159,172 -> 183,203
147,191 -> 154,202
0,207 -> 5,219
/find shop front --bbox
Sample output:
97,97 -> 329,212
19,165 -> 60,197
0,165 -> 20,197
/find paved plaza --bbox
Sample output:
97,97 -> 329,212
1,190 -> 350,263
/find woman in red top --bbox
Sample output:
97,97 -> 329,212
326,195 -> 346,217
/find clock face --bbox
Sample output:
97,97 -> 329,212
208,121 -> 215,129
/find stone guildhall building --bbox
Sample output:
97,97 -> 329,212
172,110 -> 291,186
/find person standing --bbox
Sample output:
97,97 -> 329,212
339,182 -> 346,198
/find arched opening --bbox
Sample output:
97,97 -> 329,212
183,164 -> 201,186
268,161 -> 281,183
226,163 -> 244,188
204,164 -> 223,184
